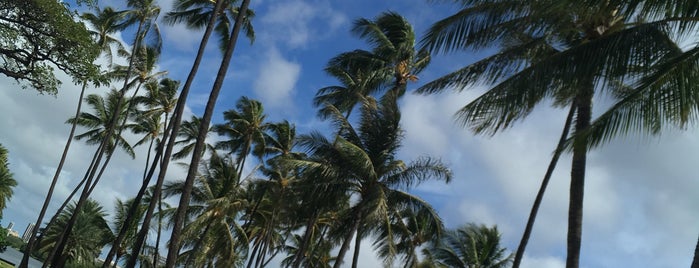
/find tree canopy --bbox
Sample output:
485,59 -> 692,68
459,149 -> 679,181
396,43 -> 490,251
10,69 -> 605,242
0,0 -> 100,94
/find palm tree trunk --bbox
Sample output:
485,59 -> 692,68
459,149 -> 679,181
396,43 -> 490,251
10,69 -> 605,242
185,221 -> 214,267
566,87 -> 593,268
292,211 -> 319,268
512,103 -> 576,268
153,194 -> 163,268
125,124 -> 175,268
50,19 -> 146,267
333,213 -> 361,268
20,81 -> 88,268
102,126 -> 168,267
351,229 -> 361,268
143,139 -> 155,181
165,1 -> 251,267
691,234 -> 699,268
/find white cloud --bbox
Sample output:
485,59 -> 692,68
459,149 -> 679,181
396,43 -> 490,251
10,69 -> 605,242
253,48 -> 301,109
259,0 -> 348,48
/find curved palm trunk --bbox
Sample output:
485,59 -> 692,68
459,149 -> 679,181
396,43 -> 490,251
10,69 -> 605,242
292,211 -> 319,268
512,103 -> 576,268
43,141 -> 106,268
50,19 -> 146,267
566,86 -> 593,268
691,234 -> 699,268
19,82 -> 88,268
351,229 -> 361,268
165,1 -> 252,267
102,134 -> 166,267
333,213 -> 361,268
153,195 -> 163,268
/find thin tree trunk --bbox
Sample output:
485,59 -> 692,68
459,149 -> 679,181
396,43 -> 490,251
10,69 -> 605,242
351,229 -> 361,268
333,214 -> 361,268
102,134 -> 166,267
566,87 -> 593,268
512,103 -> 576,268
691,233 -> 699,268
20,82 -> 88,268
292,211 -> 319,268
165,1 -> 251,267
123,123 -> 173,268
153,194 -> 163,268
40,143 -> 101,268
50,19 -> 145,267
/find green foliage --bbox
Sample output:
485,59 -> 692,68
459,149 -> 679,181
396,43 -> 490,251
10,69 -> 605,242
38,199 -> 113,267
5,234 -> 24,250
0,0 -> 100,93
0,226 -> 8,253
422,224 -> 512,268
0,145 -> 17,218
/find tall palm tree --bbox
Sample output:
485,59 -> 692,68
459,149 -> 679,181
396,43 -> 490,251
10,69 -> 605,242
296,95 -> 452,268
162,154 -> 248,267
69,90 -> 136,158
422,224 -> 511,268
50,1 -> 163,264
418,1 -> 678,267
314,12 -> 428,119
352,12 -> 430,97
38,199 -> 113,267
21,6 -> 124,266
163,0 -> 256,52
0,144 -> 17,217
214,96 -> 270,181
80,7 -> 128,66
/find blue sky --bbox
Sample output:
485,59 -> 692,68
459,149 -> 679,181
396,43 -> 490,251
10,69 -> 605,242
1,0 -> 698,267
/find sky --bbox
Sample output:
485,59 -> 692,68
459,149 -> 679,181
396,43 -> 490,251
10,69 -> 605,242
1,0 -> 698,267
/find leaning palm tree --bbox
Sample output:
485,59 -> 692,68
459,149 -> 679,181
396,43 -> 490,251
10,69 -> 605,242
296,94 -> 452,268
50,1 -> 164,265
21,6 -> 123,266
0,144 -> 17,217
418,1 -> 679,267
162,153 -> 248,267
423,224 -> 511,268
163,0 -> 255,52
38,199 -> 113,268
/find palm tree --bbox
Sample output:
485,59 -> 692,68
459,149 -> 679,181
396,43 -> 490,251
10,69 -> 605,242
417,1 -> 679,267
374,206 -> 443,267
21,6 -> 124,266
351,12 -> 430,97
173,115 -> 215,160
422,224 -> 511,268
214,97 -> 270,182
38,199 -> 113,267
110,197 -> 148,265
69,90 -> 136,158
282,234 -> 335,268
0,144 -> 17,217
162,154 -> 248,267
80,7 -> 128,66
296,95 -> 452,268
314,12 -> 428,119
163,0 -> 256,52
50,1 -> 163,264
